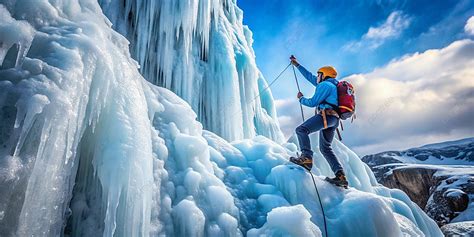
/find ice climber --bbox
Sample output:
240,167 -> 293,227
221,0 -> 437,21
289,55 -> 348,187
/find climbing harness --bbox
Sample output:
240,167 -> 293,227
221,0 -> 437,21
318,109 -> 342,141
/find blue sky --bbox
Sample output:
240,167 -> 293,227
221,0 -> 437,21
238,0 -> 473,89
237,0 -> 474,155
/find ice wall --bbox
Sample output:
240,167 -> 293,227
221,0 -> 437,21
0,0 -> 443,237
98,0 -> 284,143
0,0 -> 156,235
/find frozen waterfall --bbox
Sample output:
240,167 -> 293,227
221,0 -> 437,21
0,0 -> 442,236
98,0 -> 284,142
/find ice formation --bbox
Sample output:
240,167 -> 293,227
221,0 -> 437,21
98,0 -> 284,143
0,0 -> 443,237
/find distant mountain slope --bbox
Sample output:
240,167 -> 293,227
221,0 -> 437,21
362,137 -> 474,167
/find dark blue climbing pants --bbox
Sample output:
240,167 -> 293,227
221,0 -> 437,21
295,114 -> 343,174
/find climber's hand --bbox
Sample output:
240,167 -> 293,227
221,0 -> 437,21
290,55 -> 299,66
297,92 -> 303,99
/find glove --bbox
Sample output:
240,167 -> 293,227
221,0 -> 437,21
297,92 -> 303,99
290,55 -> 299,66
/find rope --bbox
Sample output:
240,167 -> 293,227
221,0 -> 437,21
292,64 -> 328,237
308,170 -> 328,237
249,63 -> 292,104
292,65 -> 305,122
227,63 -> 291,119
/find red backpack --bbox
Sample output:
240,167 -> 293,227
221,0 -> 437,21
336,81 -> 356,120
326,80 -> 356,120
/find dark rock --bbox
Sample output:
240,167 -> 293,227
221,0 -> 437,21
362,138 -> 474,227
361,152 -> 402,167
373,165 -> 474,226
378,166 -> 438,208
444,189 -> 469,212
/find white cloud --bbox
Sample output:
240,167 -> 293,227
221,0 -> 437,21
465,16 -> 474,35
365,11 -> 411,40
277,39 -> 474,156
343,11 -> 411,51
343,39 -> 474,155
274,99 -> 291,108
275,98 -> 318,139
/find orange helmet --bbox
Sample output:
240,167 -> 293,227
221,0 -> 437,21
317,66 -> 337,79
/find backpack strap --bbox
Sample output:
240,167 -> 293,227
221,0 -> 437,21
336,128 -> 342,141
322,101 -> 338,110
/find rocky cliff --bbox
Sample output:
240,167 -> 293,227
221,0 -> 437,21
362,138 -> 474,230
376,165 -> 473,226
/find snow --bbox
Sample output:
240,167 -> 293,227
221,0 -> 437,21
365,137 -> 474,166
386,164 -> 474,176
434,168 -> 474,224
419,137 -> 474,149
434,166 -> 474,177
441,221 -> 474,236
445,189 -> 467,199
377,152 -> 474,166
0,0 -> 444,237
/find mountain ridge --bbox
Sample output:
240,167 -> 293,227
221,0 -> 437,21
362,137 -> 474,167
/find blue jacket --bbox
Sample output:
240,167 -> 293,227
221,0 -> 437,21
297,64 -> 338,110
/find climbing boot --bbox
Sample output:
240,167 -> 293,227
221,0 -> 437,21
290,155 -> 313,171
326,170 -> 348,188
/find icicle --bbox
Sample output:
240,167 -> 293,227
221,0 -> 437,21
0,5 -> 35,67
13,94 -> 50,157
